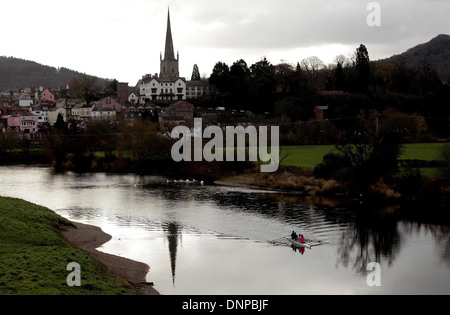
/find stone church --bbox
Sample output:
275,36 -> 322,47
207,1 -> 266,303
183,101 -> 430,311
137,9 -> 211,103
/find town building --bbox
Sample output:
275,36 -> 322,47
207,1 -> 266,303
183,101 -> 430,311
186,80 -> 212,99
71,104 -> 94,121
18,94 -> 33,107
159,101 -> 194,130
160,9 -> 179,81
314,106 -> 329,120
31,105 -> 49,124
92,97 -> 123,113
5,114 -> 39,138
48,107 -> 68,125
117,82 -> 131,105
128,92 -> 139,105
122,103 -> 158,118
136,8 -> 210,103
92,107 -> 116,121
139,75 -> 187,102
39,88 -> 56,104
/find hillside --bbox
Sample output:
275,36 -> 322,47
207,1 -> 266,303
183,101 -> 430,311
0,56 -> 110,92
378,34 -> 450,80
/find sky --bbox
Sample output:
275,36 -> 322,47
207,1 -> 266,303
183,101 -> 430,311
1,0 -> 449,86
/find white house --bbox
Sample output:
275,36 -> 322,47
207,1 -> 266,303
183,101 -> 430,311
92,107 -> 116,121
71,104 -> 94,121
128,92 -> 139,105
31,106 -> 49,124
18,94 -> 33,107
139,76 -> 187,103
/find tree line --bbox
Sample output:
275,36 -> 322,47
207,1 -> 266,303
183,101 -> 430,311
0,56 -> 111,92
205,44 -> 450,139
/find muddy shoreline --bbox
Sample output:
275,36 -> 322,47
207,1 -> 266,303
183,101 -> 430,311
61,221 -> 160,295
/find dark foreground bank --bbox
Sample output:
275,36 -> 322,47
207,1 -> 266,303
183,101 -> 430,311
0,196 -> 159,295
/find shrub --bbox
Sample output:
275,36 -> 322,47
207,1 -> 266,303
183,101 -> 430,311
314,153 -> 352,181
439,143 -> 450,180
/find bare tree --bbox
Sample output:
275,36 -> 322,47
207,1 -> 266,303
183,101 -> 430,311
119,120 -> 172,161
68,73 -> 100,103
274,62 -> 296,93
334,54 -> 349,68
300,56 -> 325,90
300,56 -> 325,81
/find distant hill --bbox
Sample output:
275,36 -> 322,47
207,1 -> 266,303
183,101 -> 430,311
0,56 -> 110,92
378,34 -> 450,80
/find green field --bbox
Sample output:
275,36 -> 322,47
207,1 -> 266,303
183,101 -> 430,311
0,196 -> 136,295
398,143 -> 445,161
281,143 -> 446,168
281,145 -> 335,168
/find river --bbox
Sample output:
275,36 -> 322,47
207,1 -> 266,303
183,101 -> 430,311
0,165 -> 449,295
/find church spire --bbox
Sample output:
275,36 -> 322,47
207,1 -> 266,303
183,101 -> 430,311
164,8 -> 176,61
160,7 -> 179,79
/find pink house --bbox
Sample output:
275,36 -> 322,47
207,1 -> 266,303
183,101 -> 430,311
97,97 -> 122,113
7,114 -> 39,136
39,88 -> 56,104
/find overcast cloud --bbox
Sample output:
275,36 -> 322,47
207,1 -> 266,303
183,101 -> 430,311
1,0 -> 448,85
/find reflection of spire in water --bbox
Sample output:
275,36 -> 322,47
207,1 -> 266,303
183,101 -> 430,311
163,222 -> 182,287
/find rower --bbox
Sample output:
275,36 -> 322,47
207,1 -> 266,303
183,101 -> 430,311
300,235 -> 305,244
291,231 -> 298,240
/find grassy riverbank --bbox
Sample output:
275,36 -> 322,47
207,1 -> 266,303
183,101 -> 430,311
281,143 -> 446,169
218,166 -> 343,195
0,196 -> 137,295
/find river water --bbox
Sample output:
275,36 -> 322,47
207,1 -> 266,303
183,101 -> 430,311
0,165 -> 449,295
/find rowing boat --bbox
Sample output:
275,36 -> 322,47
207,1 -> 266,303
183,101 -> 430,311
286,237 -> 311,248
291,239 -> 311,248
287,237 -> 324,249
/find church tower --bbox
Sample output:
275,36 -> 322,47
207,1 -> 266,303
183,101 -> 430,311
160,8 -> 179,80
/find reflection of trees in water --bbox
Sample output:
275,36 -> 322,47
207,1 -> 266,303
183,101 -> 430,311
208,191 -> 359,236
209,191 -> 350,222
137,179 -> 450,277
141,183 -> 356,230
336,207 -> 450,275
402,222 -> 450,269
236,190 -> 450,276
336,206 -> 402,275
139,183 -> 199,210
162,222 -> 182,287
433,226 -> 450,268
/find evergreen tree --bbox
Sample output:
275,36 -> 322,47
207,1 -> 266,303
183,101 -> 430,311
335,61 -> 345,91
229,59 -> 251,110
54,113 -> 66,132
355,44 -> 371,93
209,62 -> 230,94
191,64 -> 201,81
250,58 -> 276,112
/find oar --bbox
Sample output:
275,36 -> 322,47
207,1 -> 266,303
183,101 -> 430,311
268,236 -> 290,245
